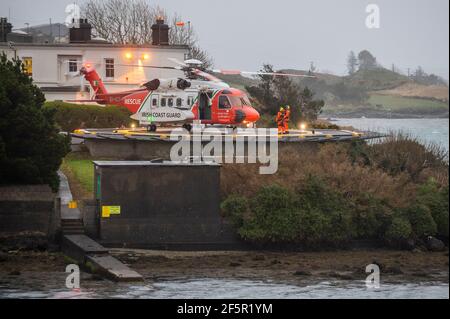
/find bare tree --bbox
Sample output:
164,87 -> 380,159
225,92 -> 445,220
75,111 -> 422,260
347,51 -> 358,75
82,0 -> 213,67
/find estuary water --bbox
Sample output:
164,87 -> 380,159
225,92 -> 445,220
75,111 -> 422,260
0,276 -> 448,299
331,118 -> 449,151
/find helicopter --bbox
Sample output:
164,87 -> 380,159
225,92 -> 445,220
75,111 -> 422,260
71,58 -> 315,132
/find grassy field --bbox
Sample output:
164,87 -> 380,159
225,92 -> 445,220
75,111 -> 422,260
368,94 -> 449,113
60,152 -> 94,197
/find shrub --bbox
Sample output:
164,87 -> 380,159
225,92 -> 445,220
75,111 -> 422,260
417,179 -> 449,238
404,204 -> 437,238
239,185 -> 300,243
220,195 -> 248,228
43,101 -> 136,132
368,132 -> 449,184
350,194 -> 393,239
0,54 -> 70,191
384,216 -> 413,243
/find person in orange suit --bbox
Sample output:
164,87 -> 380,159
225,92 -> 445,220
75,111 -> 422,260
283,105 -> 291,134
276,107 -> 285,134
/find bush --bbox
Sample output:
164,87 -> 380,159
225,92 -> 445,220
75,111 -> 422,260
220,195 -> 248,228
417,179 -> 449,238
240,185 -> 299,243
368,132 -> 449,184
295,176 -> 353,245
404,204 -> 437,238
384,216 -> 413,243
350,194 -> 392,239
0,54 -> 70,191
44,101 -> 136,132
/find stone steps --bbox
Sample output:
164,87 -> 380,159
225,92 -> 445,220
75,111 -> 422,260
61,219 -> 84,235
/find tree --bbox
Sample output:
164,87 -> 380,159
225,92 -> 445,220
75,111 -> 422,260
347,51 -> 358,75
245,64 -> 325,123
298,87 -> 325,122
83,0 -> 213,67
0,54 -> 70,191
245,64 -> 279,115
358,50 -> 378,71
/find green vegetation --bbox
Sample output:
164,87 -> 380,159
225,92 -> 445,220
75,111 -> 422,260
221,134 -> 449,249
44,101 -> 136,132
367,95 -> 449,113
61,152 -> 95,193
0,54 -> 70,191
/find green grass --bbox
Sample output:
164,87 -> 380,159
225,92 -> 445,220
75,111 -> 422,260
368,94 -> 449,112
61,153 -> 94,193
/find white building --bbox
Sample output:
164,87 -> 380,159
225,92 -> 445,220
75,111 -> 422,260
0,18 -> 189,101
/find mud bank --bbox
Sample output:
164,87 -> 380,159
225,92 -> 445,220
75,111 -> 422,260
109,249 -> 449,285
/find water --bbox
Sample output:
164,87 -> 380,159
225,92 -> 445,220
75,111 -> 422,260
0,275 -> 448,299
331,118 -> 449,151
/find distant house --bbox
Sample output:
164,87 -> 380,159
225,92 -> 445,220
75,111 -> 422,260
0,18 -> 189,101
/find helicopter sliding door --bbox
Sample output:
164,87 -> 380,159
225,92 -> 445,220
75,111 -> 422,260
198,92 -> 211,120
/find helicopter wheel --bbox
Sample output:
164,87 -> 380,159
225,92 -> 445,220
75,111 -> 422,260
147,124 -> 157,132
182,124 -> 192,132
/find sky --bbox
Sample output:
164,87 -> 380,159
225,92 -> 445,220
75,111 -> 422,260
1,0 -> 449,79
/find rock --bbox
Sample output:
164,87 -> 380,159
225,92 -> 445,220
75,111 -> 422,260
293,270 -> 312,276
9,270 -> 21,276
0,252 -> 8,262
371,260 -> 385,271
252,255 -> 265,261
404,239 -> 416,251
426,236 -> 446,252
385,266 -> 403,275
229,262 -> 241,267
270,259 -> 281,265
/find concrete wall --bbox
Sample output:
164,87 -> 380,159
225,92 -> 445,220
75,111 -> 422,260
0,185 -> 58,237
94,163 -> 240,249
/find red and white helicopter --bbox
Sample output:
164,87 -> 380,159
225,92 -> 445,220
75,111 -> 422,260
73,58 -> 314,131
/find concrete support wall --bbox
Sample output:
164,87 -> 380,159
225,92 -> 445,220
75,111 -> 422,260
0,185 -> 57,237
94,162 -> 241,249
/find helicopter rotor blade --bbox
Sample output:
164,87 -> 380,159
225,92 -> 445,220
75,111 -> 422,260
168,57 -> 188,67
116,64 -> 183,71
192,69 -> 223,83
212,69 -> 316,78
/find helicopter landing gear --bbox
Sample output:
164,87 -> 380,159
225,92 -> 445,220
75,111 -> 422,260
147,124 -> 157,132
182,124 -> 192,132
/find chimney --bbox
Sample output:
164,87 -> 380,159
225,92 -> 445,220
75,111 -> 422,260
0,17 -> 13,43
151,18 -> 169,45
69,18 -> 92,43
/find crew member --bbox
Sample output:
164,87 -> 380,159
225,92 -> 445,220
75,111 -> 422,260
276,107 -> 285,134
283,105 -> 291,134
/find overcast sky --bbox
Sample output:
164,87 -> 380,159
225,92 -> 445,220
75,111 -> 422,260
1,0 -> 448,79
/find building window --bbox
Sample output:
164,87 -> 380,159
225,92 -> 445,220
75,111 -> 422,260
105,58 -> 115,78
23,57 -> 32,76
187,96 -> 194,106
69,59 -> 78,73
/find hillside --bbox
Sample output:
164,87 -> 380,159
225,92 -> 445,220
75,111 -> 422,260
344,68 -> 410,91
374,83 -> 449,103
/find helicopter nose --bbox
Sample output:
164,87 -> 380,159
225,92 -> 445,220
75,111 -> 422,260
246,108 -> 260,123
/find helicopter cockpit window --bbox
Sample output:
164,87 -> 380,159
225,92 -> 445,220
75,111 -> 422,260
161,98 -> 166,107
168,98 -> 174,107
228,96 -> 243,107
152,98 -> 158,107
219,96 -> 231,109
176,98 -> 182,107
